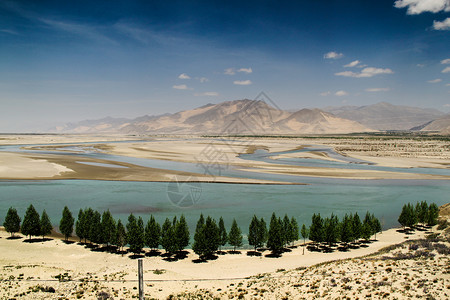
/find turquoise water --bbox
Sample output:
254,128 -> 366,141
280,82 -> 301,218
0,179 -> 448,243
0,140 -> 449,247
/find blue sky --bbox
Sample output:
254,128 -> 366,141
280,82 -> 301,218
0,0 -> 449,131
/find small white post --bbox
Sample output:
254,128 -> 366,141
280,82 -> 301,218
138,258 -> 144,300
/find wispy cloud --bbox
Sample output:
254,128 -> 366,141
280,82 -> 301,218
172,84 -> 191,90
320,91 -> 331,96
324,51 -> 343,59
366,87 -> 391,92
442,66 -> 450,73
194,92 -> 219,96
428,78 -> 442,83
238,67 -> 252,73
335,90 -> 348,96
344,60 -> 360,68
178,73 -> 190,79
417,63 -> 426,67
233,80 -> 252,85
441,58 -> 450,64
39,18 -> 117,45
446,83 -> 450,86
199,77 -> 209,83
433,17 -> 450,30
0,29 -> 19,35
335,67 -> 394,78
394,0 -> 450,15
224,68 -> 235,75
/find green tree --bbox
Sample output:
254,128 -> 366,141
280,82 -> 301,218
161,218 -> 176,254
361,221 -> 372,241
300,224 -> 309,255
267,213 -> 284,253
282,214 -> 291,247
323,214 -> 339,246
192,214 -> 206,258
309,213 -> 324,244
83,208 -> 94,243
427,203 -> 439,226
101,210 -> 116,247
406,203 -> 417,228
89,210 -> 102,244
174,215 -> 190,252
114,219 -> 126,254
75,209 -> 86,243
126,214 -> 144,254
372,216 -> 382,240
145,215 -> 161,250
40,210 -> 52,239
352,212 -> 362,242
398,204 -> 408,229
363,212 -> 375,239
21,204 -> 41,240
259,217 -> 268,246
203,216 -> 220,256
248,215 -> 261,251
59,206 -> 74,241
228,219 -> 243,251
3,207 -> 21,237
290,217 -> 299,246
218,217 -> 227,250
416,201 -> 428,226
340,213 -> 353,244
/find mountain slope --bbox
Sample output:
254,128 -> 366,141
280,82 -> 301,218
415,114 -> 450,134
52,99 -> 373,135
323,102 -> 444,130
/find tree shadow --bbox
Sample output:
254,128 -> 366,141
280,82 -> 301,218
192,258 -> 207,264
216,250 -> 227,255
227,250 -> 241,255
337,245 -> 350,252
247,250 -> 262,257
282,248 -> 292,253
6,236 -> 23,240
129,254 -> 145,259
174,250 -> 189,260
115,249 -> 128,256
62,240 -> 75,245
23,238 -> 45,243
288,245 -> 298,249
145,250 -> 161,257
265,251 -> 282,258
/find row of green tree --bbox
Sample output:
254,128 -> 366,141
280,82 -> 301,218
4,205 -> 388,258
398,201 -> 439,229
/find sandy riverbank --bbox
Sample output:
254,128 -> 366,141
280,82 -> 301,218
1,135 -> 449,182
0,220 -> 448,299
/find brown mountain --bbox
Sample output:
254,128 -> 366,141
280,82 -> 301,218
52,99 -> 374,135
324,102 -> 444,130
414,114 -> 450,134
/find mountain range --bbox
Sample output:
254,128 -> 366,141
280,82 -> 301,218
51,100 -> 448,135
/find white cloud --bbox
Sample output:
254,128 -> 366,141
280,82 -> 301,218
366,88 -> 391,92
335,90 -> 348,97
394,0 -> 450,15
224,68 -> 235,75
199,77 -> 209,83
233,80 -> 252,85
324,51 -> 344,59
238,67 -> 252,73
417,63 -> 426,67
442,66 -> 450,73
428,78 -> 442,83
446,83 -> 450,86
178,73 -> 190,79
441,58 -> 450,64
335,67 -> 394,78
444,103 -> 450,107
194,92 -> 219,96
172,84 -> 190,90
320,91 -> 331,96
433,17 -> 450,30
344,60 -> 360,68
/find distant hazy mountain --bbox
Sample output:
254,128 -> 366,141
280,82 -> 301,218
413,114 -> 450,134
52,99 -> 373,135
323,102 -> 444,131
